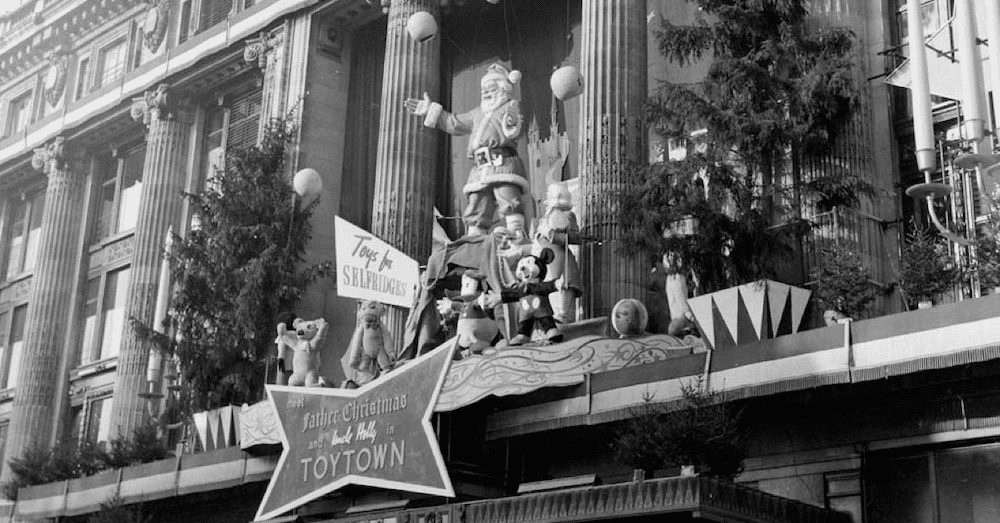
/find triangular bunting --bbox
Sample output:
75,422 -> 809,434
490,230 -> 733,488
206,408 -> 221,450
776,292 -> 794,336
193,411 -> 209,452
231,406 -> 242,445
712,287 -> 741,344
687,295 -> 715,350
711,298 -> 737,350
789,286 -> 812,333
735,291 -> 760,345
219,405 -> 234,447
767,281 -> 790,338
738,282 -> 768,339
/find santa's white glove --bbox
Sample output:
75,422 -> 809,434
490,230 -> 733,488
404,92 -> 433,116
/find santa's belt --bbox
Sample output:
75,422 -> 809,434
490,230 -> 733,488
472,146 -> 517,167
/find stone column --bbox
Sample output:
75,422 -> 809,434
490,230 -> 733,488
110,84 -> 191,439
371,0 -> 440,357
0,137 -> 86,484
244,24 -> 287,126
577,0 -> 648,319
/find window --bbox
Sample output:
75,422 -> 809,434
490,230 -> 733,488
867,443 -> 1000,523
76,266 -> 131,366
4,91 -> 32,138
85,396 -> 113,445
75,57 -> 91,100
199,0 -> 233,33
1,305 -> 26,390
826,471 -> 862,523
93,147 -> 144,241
0,423 -> 8,469
200,88 -> 262,183
65,406 -> 82,449
178,1 -> 192,43
94,38 -> 127,89
4,191 -> 45,280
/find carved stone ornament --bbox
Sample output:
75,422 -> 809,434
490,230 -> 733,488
142,0 -> 169,53
43,50 -> 70,106
243,29 -> 284,69
130,84 -> 176,127
31,136 -> 72,174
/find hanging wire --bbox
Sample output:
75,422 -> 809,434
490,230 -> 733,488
502,0 -> 512,61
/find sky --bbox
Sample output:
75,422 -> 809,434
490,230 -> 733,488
0,0 -> 28,16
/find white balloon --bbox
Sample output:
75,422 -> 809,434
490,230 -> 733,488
406,11 -> 438,42
293,168 -> 323,198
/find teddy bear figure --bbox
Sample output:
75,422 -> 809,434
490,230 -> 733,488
486,248 -> 563,346
535,182 -> 581,324
347,300 -> 395,383
276,317 -> 329,387
437,270 -> 500,355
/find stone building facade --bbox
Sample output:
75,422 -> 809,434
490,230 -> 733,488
1,1 -> 997,523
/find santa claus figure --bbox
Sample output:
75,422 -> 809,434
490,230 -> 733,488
405,63 -> 527,237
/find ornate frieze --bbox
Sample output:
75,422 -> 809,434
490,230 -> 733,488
142,0 -> 169,53
0,0 -> 133,85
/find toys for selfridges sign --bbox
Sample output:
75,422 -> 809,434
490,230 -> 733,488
335,216 -> 419,308
255,344 -> 455,521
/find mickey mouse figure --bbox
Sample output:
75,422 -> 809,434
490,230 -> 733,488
487,248 -> 564,346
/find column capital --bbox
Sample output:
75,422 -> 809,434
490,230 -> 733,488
31,136 -> 82,175
243,27 -> 285,69
130,84 -> 190,127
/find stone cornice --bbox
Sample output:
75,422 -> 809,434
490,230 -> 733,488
0,0 -> 135,86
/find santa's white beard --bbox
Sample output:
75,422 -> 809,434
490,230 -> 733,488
480,93 -> 509,113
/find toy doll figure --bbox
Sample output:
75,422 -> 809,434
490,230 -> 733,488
535,182 -> 582,323
436,270 -> 500,355
405,63 -> 527,237
487,248 -> 563,346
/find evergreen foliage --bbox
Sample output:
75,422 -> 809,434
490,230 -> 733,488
900,219 -> 959,306
976,189 -> 1000,291
613,377 -> 744,480
87,496 -> 151,523
2,424 -> 167,500
620,0 -> 875,291
167,118 -> 331,410
811,241 -> 877,319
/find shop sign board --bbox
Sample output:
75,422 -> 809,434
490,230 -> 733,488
254,344 -> 455,521
334,216 -> 419,308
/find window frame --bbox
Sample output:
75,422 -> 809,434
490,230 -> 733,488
198,84 -> 263,188
4,90 -> 34,138
81,389 -> 114,446
93,36 -> 129,90
74,26 -> 133,98
74,55 -> 92,101
3,188 -> 46,282
0,304 -> 28,391
90,145 -> 145,245
75,264 -> 132,369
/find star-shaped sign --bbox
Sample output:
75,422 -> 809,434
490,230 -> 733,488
255,344 -> 456,521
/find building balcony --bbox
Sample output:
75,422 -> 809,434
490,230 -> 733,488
4,292 -> 998,521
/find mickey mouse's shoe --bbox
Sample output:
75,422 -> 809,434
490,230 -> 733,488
509,334 -> 531,346
544,329 -> 563,343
